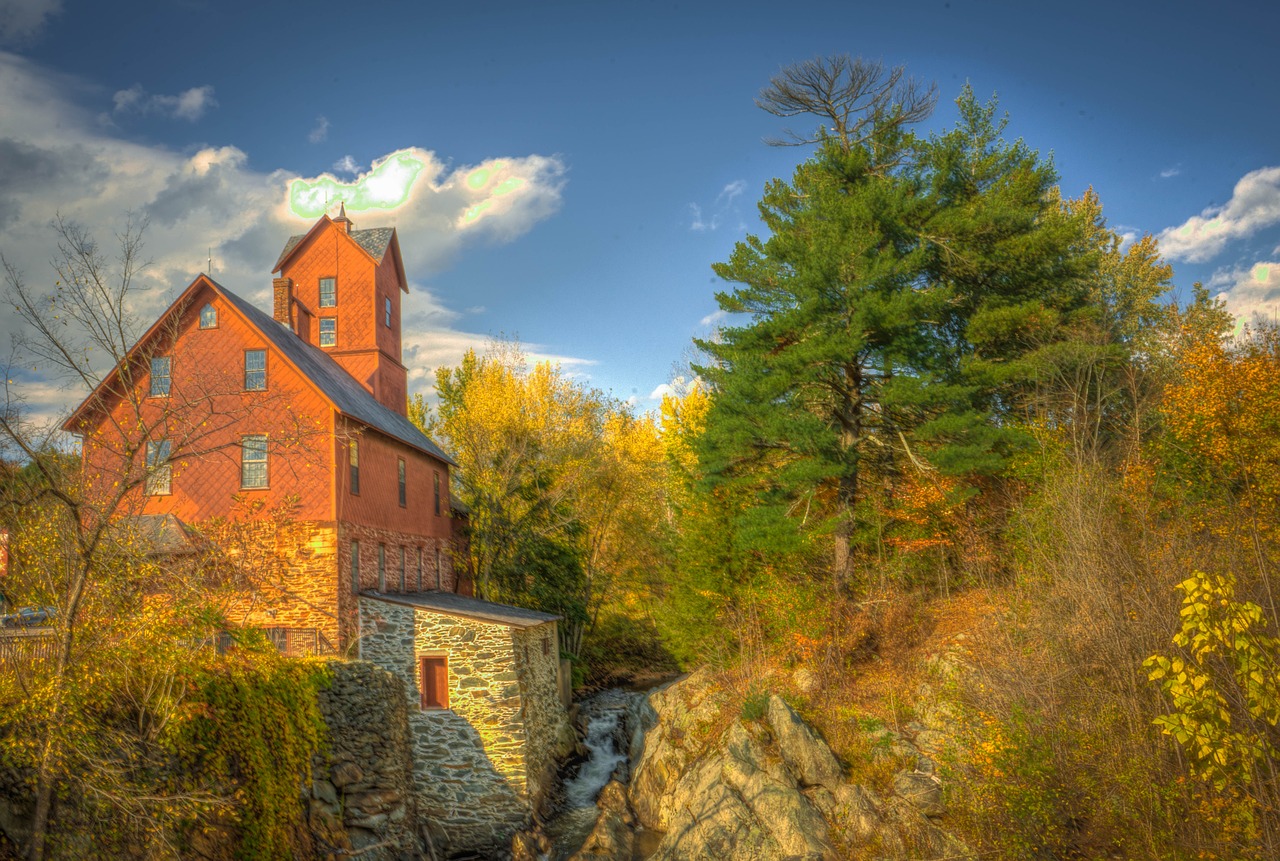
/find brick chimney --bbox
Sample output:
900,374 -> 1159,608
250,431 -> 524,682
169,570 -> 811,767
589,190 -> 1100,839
272,277 -> 294,327
333,201 -> 353,234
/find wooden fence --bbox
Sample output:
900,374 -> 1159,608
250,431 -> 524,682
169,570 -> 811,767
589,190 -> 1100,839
0,631 -> 58,671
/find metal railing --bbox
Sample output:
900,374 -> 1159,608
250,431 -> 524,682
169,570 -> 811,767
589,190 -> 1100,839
215,627 -> 336,658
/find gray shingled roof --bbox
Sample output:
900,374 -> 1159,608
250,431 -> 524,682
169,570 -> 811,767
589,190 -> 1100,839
272,227 -> 395,272
212,279 -> 456,466
361,590 -> 561,628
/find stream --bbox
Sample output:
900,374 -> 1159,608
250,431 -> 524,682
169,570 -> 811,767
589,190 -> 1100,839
543,688 -> 658,861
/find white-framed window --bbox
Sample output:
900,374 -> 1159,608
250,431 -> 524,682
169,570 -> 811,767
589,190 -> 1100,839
199,303 -> 217,328
150,356 -> 171,397
320,318 -> 336,347
244,349 -> 266,391
241,434 -> 268,489
145,439 -> 171,495
319,277 -> 336,308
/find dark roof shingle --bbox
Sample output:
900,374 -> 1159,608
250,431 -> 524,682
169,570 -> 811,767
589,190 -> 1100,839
213,280 -> 456,466
361,590 -> 561,628
273,226 -> 396,272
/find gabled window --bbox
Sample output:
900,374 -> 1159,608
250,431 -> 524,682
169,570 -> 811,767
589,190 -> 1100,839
149,356 -> 171,397
349,438 -> 360,494
145,439 -> 171,496
319,277 -> 336,308
199,303 -> 217,328
320,318 -> 336,347
420,655 -> 448,709
398,458 -> 406,507
377,543 -> 386,591
241,434 -> 268,489
350,540 -> 360,593
244,349 -> 266,391
384,296 -> 392,327
433,471 -> 441,516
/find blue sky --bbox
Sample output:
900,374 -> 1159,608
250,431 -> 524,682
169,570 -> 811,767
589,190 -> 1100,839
2,0 -> 1278,417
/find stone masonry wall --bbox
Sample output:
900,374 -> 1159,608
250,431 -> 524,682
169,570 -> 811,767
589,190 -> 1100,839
338,523 -> 454,649
357,597 -> 529,856
512,623 -> 570,802
309,660 -> 424,860
220,520 -> 341,649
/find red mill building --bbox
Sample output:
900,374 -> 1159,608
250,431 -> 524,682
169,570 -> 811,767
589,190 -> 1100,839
64,207 -> 463,651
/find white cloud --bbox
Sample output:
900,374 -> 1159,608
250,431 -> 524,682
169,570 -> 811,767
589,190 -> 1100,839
648,383 -> 676,400
688,178 -> 749,232
1159,166 -> 1280,262
0,50 -> 579,420
308,116 -> 329,144
1159,167 -> 1180,179
1209,261 -> 1280,328
0,0 -> 61,44
332,154 -> 359,174
113,83 -> 217,121
699,308 -> 729,327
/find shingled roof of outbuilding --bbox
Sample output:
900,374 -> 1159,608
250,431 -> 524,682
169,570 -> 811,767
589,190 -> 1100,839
212,280 -> 456,465
361,590 -> 561,628
272,226 -> 397,272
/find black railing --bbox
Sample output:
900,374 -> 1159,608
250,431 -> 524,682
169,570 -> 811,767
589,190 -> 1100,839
215,627 -> 336,658
0,631 -> 58,670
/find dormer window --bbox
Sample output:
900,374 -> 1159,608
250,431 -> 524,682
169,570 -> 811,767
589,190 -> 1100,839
319,277 -> 336,308
384,297 -> 392,327
199,303 -> 217,328
320,318 -> 336,347
149,357 -> 171,397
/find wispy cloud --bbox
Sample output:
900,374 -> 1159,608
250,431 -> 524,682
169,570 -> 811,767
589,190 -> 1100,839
1159,166 -> 1181,179
331,154 -> 359,174
699,308 -> 730,328
113,83 -> 217,121
0,0 -> 62,44
688,179 -> 749,232
1158,166 -> 1280,262
308,115 -> 329,144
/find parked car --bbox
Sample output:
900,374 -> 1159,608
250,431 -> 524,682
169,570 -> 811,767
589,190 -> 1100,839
0,607 -> 58,628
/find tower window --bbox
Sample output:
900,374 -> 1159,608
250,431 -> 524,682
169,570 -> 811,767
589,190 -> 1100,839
384,296 -> 392,327
433,471 -> 441,516
319,277 -> 336,308
398,458 -> 406,507
320,318 -> 336,347
199,303 -> 217,328
349,438 -> 360,494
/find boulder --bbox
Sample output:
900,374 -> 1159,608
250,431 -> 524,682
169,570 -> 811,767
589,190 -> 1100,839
765,696 -> 843,791
893,770 -> 944,818
570,781 -> 636,861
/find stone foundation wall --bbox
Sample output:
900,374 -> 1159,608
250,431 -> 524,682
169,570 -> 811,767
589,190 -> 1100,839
309,660 -> 425,859
219,519 -> 341,648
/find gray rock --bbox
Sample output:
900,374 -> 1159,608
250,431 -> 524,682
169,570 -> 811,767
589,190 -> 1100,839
893,770 -> 944,818
765,696 -> 843,791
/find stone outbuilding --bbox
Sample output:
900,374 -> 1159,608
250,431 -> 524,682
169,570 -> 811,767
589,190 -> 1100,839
357,590 -> 572,855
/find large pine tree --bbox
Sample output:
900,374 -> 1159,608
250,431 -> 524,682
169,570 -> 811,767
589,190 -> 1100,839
696,59 -> 1098,573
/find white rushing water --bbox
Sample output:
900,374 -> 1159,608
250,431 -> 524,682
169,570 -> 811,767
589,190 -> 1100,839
545,689 -> 640,860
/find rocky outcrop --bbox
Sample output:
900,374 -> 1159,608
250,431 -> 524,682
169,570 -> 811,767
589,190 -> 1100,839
629,656 -> 976,861
570,780 -> 636,861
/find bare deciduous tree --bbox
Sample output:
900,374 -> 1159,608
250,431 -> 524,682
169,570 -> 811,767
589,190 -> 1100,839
757,54 -> 937,167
